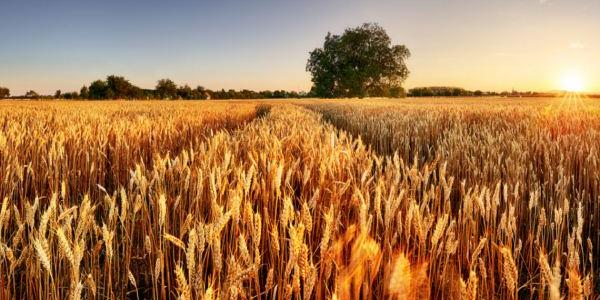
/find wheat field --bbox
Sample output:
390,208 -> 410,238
0,98 -> 597,299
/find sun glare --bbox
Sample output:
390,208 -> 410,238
560,71 -> 585,92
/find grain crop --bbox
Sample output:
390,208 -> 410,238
0,98 -> 597,299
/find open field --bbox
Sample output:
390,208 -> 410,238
0,98 -> 598,299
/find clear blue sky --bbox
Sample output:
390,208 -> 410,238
1,0 -> 599,95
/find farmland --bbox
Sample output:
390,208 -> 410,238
0,98 -> 598,299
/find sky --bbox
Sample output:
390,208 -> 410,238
0,0 -> 599,95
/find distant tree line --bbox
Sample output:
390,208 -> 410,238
3,81 -> 591,100
408,87 -> 561,98
9,90 -> 52,100
2,76 -> 307,100
408,87 -> 494,97
79,76 -> 306,100
501,91 -> 559,98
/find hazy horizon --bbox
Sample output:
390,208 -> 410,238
1,0 -> 599,95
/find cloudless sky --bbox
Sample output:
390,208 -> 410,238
1,0 -> 599,95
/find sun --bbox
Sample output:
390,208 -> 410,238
560,71 -> 585,92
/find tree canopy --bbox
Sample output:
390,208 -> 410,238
155,79 -> 178,100
88,80 -> 110,100
106,75 -> 142,99
0,86 -> 9,99
306,23 -> 410,98
24,90 -> 39,99
79,86 -> 89,99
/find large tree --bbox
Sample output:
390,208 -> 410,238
0,86 -> 9,99
306,23 -> 410,98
